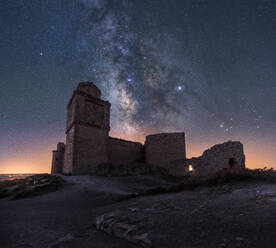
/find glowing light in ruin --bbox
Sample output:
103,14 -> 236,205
189,164 -> 194,172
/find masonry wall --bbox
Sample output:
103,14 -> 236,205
108,137 -> 144,164
145,132 -> 186,167
72,124 -> 109,174
63,126 -> 75,174
51,142 -> 65,174
186,141 -> 246,176
52,82 -> 247,177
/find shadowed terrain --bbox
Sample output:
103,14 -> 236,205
1,171 -> 276,248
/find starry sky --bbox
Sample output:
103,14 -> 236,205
0,0 -> 276,173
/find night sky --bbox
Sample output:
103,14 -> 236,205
1,0 -> 276,173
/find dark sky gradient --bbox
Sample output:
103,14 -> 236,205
0,0 -> 276,173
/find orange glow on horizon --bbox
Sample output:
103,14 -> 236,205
0,144 -> 53,174
1,133 -> 275,174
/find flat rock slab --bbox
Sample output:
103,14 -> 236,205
95,211 -> 152,248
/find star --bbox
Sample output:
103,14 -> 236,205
39,52 -> 43,56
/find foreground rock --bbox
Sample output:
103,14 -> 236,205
95,211 -> 152,248
0,174 -> 64,200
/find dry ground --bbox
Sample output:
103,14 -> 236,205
1,174 -> 276,248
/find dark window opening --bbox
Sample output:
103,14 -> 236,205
229,158 -> 236,168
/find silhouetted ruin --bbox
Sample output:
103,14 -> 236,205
51,82 -> 246,176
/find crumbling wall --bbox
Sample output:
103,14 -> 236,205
186,141 -> 246,176
108,137 -> 144,164
51,142 -> 65,174
145,132 -> 186,167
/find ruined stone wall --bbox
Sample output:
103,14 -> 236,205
108,137 -> 144,164
51,143 -> 65,174
51,82 -> 247,177
145,132 -> 186,167
186,141 -> 246,176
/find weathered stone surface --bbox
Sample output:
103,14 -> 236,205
96,163 -> 168,177
185,141 -> 246,176
95,211 -> 152,248
72,125 -> 109,174
108,137 -> 144,164
63,126 -> 75,174
145,132 -> 186,167
51,143 -> 65,174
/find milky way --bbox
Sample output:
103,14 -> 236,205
74,0 -> 276,145
75,0 -> 216,139
0,0 -> 276,172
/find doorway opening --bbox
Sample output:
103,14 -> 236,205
228,158 -> 236,168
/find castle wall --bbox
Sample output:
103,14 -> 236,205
51,82 -> 247,177
186,141 -> 246,176
145,132 -> 186,167
51,142 -> 65,174
72,125 -> 109,174
108,137 -> 144,164
63,126 -> 75,174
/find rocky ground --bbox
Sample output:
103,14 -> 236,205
1,172 -> 276,248
0,174 -> 64,200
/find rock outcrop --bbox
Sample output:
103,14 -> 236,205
0,174 -> 64,200
95,211 -> 152,248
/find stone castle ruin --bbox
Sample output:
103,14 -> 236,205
51,82 -> 246,176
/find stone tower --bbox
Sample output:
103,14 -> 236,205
51,142 -> 65,174
63,82 -> 111,174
